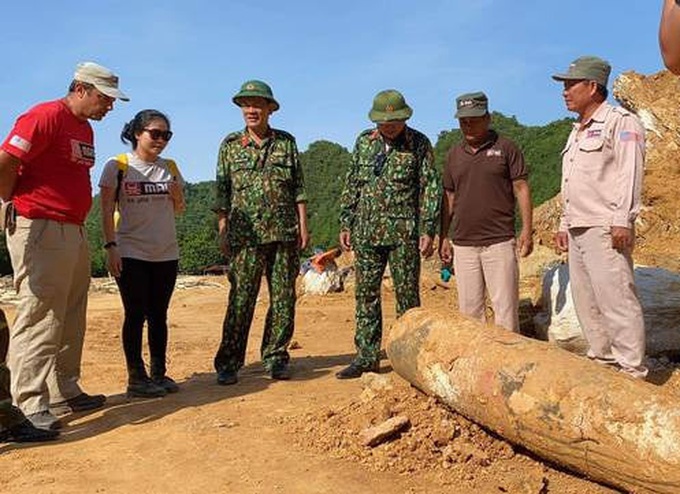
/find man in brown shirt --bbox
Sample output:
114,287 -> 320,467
439,92 -> 533,332
553,56 -> 647,378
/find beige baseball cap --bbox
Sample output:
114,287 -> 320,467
74,62 -> 129,101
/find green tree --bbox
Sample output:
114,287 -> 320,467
299,140 -> 352,252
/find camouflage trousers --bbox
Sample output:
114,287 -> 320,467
1,310 -> 25,429
214,241 -> 299,373
353,241 -> 420,366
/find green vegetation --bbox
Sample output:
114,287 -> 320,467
0,112 -> 571,276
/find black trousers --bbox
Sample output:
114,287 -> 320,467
116,258 -> 178,377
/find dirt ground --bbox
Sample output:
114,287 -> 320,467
3,70 -> 679,494
0,272 -> 635,494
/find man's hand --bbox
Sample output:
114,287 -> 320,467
298,225 -> 310,250
517,228 -> 534,258
339,230 -> 352,251
611,226 -> 634,252
419,235 -> 434,258
554,231 -> 568,253
439,238 -> 453,265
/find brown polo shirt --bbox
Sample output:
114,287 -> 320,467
443,131 -> 527,246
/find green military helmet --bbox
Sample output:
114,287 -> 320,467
232,80 -> 280,111
368,89 -> 413,123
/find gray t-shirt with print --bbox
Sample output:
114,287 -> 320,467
99,153 -> 183,262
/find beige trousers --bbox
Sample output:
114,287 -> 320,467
567,227 -> 647,378
6,217 -> 91,414
453,239 -> 519,332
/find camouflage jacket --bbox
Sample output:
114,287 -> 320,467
339,126 -> 441,246
214,128 -> 306,247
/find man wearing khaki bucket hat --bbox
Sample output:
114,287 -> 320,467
213,80 -> 309,385
552,55 -> 647,379
337,89 -> 441,379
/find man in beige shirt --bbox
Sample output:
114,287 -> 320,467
553,56 -> 647,378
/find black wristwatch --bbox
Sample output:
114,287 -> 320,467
103,241 -> 118,250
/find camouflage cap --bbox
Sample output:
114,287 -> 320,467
455,91 -> 488,118
368,89 -> 413,123
552,56 -> 611,87
232,80 -> 279,111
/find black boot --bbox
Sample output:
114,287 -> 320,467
150,360 -> 179,393
127,366 -> 166,398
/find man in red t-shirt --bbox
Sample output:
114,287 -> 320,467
0,62 -> 129,431
439,92 -> 533,333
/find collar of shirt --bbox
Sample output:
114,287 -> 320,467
369,126 -> 413,153
240,127 -> 275,148
463,130 -> 499,155
575,101 -> 611,131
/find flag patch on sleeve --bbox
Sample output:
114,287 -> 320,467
619,131 -> 643,142
8,134 -> 31,153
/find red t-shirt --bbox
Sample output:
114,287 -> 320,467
1,99 -> 94,224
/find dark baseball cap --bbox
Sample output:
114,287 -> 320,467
552,56 -> 611,87
455,91 -> 488,118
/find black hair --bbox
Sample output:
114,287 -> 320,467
595,84 -> 608,101
120,109 -> 171,150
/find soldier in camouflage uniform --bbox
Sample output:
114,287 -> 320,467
337,89 -> 441,379
213,80 -> 309,385
1,309 -> 59,442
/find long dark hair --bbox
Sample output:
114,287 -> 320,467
120,109 -> 171,149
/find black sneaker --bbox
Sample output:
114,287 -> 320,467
50,393 -> 107,415
152,375 -> 179,393
216,370 -> 238,386
335,361 -> 379,380
26,410 -> 62,431
270,362 -> 291,380
127,377 -> 167,398
0,419 -> 59,443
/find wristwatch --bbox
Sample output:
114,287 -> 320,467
103,241 -> 118,249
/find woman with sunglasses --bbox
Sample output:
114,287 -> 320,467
99,109 -> 185,398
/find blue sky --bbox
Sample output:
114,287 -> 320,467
0,1 -> 665,184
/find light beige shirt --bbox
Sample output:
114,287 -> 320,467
559,102 -> 645,231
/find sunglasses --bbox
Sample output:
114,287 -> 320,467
143,128 -> 173,141
373,152 -> 387,176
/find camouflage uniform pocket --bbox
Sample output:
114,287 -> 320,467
231,159 -> 255,191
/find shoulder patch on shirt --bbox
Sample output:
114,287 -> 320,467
9,134 -> 31,153
619,131 -> 643,143
486,149 -> 502,157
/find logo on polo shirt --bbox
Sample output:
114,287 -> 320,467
486,149 -> 502,157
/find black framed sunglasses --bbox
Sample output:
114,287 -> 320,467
373,152 -> 387,176
143,128 -> 173,141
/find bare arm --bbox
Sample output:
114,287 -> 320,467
0,150 -> 20,201
100,185 -> 122,276
297,201 -> 309,250
217,211 -> 230,259
439,189 -> 455,264
661,0 -> 680,74
513,179 -> 534,257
